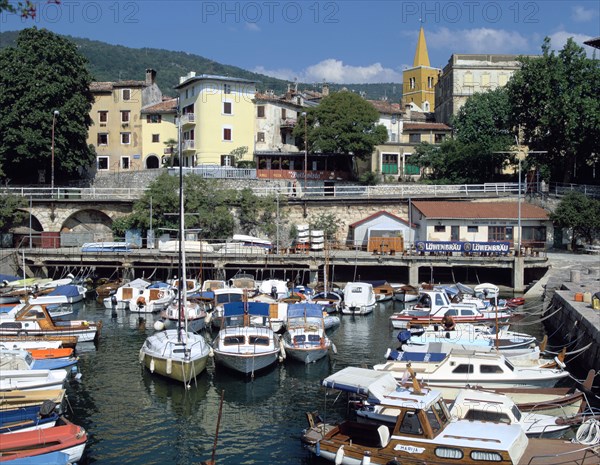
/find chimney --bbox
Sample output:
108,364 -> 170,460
145,68 -> 157,86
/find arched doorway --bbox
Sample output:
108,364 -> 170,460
146,154 -> 160,169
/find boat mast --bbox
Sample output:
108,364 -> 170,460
177,106 -> 186,342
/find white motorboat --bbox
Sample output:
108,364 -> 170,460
102,278 -> 151,309
373,349 -> 569,390
474,282 -> 500,299
0,303 -> 101,343
129,284 -> 175,313
210,287 -> 245,328
26,285 -> 87,305
257,279 -> 290,300
390,283 -> 420,302
0,368 -> 68,391
160,298 -> 210,333
310,291 -> 342,314
342,282 -> 376,315
450,388 -> 573,439
389,288 -> 514,329
282,303 -> 333,364
212,301 -> 283,376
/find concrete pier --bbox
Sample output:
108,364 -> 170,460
539,253 -> 600,376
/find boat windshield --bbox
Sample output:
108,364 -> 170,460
398,410 -> 424,436
216,293 -> 243,304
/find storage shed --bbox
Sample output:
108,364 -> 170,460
348,211 -> 415,252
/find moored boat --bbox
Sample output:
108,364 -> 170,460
342,282 -> 376,315
282,303 -> 333,364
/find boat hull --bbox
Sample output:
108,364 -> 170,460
213,350 -> 279,375
141,352 -> 208,383
285,346 -> 329,364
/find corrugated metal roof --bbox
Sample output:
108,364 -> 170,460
349,210 -> 413,228
412,201 -> 549,220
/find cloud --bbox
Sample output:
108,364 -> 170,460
426,27 -> 530,54
571,5 -> 598,22
245,22 -> 261,32
253,59 -> 403,84
548,30 -> 595,55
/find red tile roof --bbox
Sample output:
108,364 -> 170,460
368,100 -> 402,115
412,201 -> 549,220
403,122 -> 451,131
349,210 -> 414,228
142,98 -> 178,113
89,80 -> 146,92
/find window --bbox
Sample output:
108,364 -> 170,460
97,156 -> 109,170
470,451 -> 503,462
464,72 -> 474,87
221,155 -> 233,167
223,101 -> 232,114
121,132 -> 131,144
121,111 -> 130,123
121,157 -> 130,170
122,89 -> 131,101
97,133 -> 108,146
409,77 -> 416,89
382,154 -> 398,174
434,225 -> 446,232
435,448 -> 464,459
399,411 -> 423,435
481,74 -> 491,87
152,134 -> 160,143
98,111 -> 108,123
257,132 -> 265,143
435,133 -> 445,143
257,105 -> 265,117
224,83 -> 231,94
452,364 -> 474,374
488,226 -> 513,241
427,76 -> 434,88
224,335 -> 244,345
468,226 -> 479,233
498,74 -> 508,86
223,128 -> 232,141
185,89 -> 189,99
480,364 -> 504,374
281,108 -> 287,119
147,114 -> 162,123
409,133 -> 421,143
249,335 -> 269,345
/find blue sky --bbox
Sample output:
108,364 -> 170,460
1,1 -> 599,83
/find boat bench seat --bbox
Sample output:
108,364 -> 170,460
338,421 -> 390,447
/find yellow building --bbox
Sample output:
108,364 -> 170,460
174,73 -> 256,166
402,27 -> 440,112
88,69 -> 164,173
140,97 -> 178,169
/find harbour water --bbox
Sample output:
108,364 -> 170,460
66,295 -> 562,465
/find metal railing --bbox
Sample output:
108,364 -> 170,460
2,181 -> 598,201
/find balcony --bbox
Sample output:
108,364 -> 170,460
180,113 -> 195,126
182,140 -> 195,151
280,118 -> 297,128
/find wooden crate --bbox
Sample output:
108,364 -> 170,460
367,236 -> 404,253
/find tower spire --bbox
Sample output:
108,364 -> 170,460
413,26 -> 430,68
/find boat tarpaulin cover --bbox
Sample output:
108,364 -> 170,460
321,367 -> 398,402
223,301 -> 270,317
287,303 -> 323,319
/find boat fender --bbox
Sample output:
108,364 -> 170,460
334,445 -> 344,465
331,342 -> 337,354
361,451 -> 371,465
139,349 -> 144,363
208,347 -> 214,357
154,320 -> 165,331
279,340 -> 286,361
150,358 -> 155,373
166,358 -> 173,374
204,312 -> 213,325
315,441 -> 321,456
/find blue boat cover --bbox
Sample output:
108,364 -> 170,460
148,282 -> 171,289
7,452 -> 70,465
0,274 -> 19,283
32,357 -> 78,370
223,301 -> 270,317
0,408 -> 59,434
287,303 -> 323,319
46,285 -> 80,297
189,291 -> 214,300
386,350 -> 446,363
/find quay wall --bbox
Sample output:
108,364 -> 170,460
541,255 -> 600,376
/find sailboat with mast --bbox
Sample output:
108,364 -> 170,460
139,111 -> 212,386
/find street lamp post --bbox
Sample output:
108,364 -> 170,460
51,110 -> 59,196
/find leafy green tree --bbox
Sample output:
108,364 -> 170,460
0,28 -> 95,184
163,138 -> 178,167
550,192 -> 600,250
112,173 -> 280,242
309,212 -> 340,242
0,193 -> 27,231
507,38 -> 600,184
293,91 -> 388,160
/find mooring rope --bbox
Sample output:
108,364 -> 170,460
512,306 -> 562,325
546,341 -> 593,356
